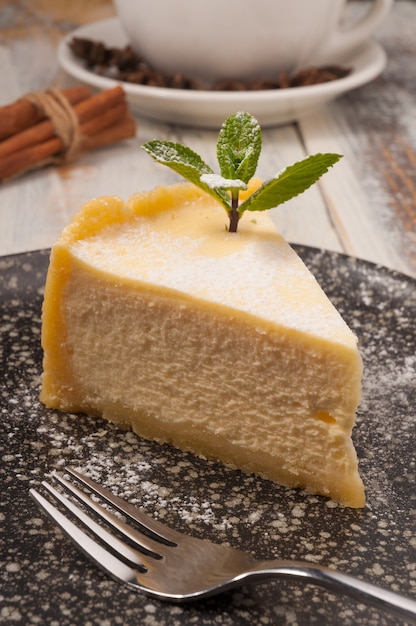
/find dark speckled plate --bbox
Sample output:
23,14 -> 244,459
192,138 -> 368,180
1,248 -> 415,626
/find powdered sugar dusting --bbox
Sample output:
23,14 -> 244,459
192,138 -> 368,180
200,173 -> 247,190
2,248 -> 415,626
72,210 -> 355,346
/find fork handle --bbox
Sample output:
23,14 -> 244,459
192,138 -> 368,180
249,561 -> 416,623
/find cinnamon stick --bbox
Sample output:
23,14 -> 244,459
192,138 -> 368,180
0,85 -> 136,181
0,138 -> 65,180
82,116 -> 137,151
79,102 -> 129,138
0,86 -> 91,141
74,86 -> 127,124
0,111 -> 136,180
0,86 -> 126,159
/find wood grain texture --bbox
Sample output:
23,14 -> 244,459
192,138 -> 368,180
306,2 -> 416,277
292,0 -> 416,276
0,0 -> 414,279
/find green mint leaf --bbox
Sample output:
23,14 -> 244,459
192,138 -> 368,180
142,139 -> 212,183
142,140 -> 231,210
217,112 -> 262,184
239,153 -> 342,213
142,116 -> 342,233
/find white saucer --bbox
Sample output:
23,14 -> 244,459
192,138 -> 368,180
58,17 -> 387,129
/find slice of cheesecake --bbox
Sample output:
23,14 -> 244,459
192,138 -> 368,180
40,182 -> 365,507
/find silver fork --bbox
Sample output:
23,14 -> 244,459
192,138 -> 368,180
29,468 -> 416,623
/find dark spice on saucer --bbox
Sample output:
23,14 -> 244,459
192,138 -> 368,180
69,37 -> 351,91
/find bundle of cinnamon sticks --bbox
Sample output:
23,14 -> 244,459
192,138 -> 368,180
0,85 -> 136,181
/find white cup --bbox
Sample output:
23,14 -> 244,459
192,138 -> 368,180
114,0 -> 392,83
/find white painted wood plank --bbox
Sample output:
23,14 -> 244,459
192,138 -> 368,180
259,124 -> 343,252
296,2 -> 416,278
298,107 -> 413,276
0,44 -> 21,104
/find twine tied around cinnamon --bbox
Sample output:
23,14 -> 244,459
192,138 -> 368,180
0,85 -> 137,182
23,88 -> 82,163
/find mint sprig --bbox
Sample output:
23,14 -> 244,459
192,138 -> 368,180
216,111 -> 262,184
142,140 -> 231,210
142,112 -> 341,232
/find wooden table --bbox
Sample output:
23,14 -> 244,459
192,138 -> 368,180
0,0 -> 415,281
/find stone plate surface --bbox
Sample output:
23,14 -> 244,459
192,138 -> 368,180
1,247 -> 415,626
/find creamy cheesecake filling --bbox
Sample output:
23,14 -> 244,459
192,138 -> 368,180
40,182 -> 364,507
69,189 -> 357,346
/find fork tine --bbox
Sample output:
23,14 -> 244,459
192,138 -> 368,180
66,467 -> 182,546
29,488 -> 143,589
52,473 -> 166,558
40,480 -> 152,569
